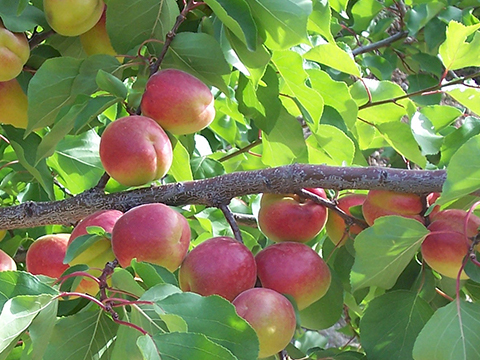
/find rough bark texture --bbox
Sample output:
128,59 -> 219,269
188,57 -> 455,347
1,164 -> 447,229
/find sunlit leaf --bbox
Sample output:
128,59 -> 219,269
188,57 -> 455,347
439,21 -> 480,70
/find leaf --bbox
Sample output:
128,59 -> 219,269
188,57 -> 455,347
96,70 -> 128,99
406,2 -> 445,37
307,69 -> 358,130
169,136 -> 193,182
28,298 -> 58,360
63,234 -> 104,264
111,269 -> 146,298
46,129 -> 105,194
272,50 -> 324,127
27,55 -> 120,132
191,156 -> 225,179
438,134 -> 480,204
2,126 -> 55,199
136,335 -> 161,360
204,0 -> 258,51
156,292 -> 259,360
439,117 -> 480,166
307,125 -> 355,166
419,105 -> 462,131
106,0 -> 179,54
163,32 -> 231,94
410,112 -> 444,155
261,108 -> 308,167
144,332 -> 238,360
413,300 -> 480,360
43,308 -> 119,360
439,21 -> 480,70
308,0 -> 335,43
245,0 -> 312,50
446,85 -> 480,117
132,260 -> 179,288
351,0 -> 383,32
0,294 -> 55,354
361,290 -> 434,360
0,271 -> 58,310
351,216 -> 429,292
304,43 -> 361,76
0,0 -> 46,31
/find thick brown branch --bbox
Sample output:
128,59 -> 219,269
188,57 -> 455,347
0,164 -> 448,229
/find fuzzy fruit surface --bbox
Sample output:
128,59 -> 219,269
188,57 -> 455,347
99,115 -> 173,187
111,203 -> 190,271
362,190 -> 424,226
421,209 -> 480,280
68,210 -> 122,269
0,23 -> 29,81
0,249 -> 16,271
258,189 -> 328,243
233,288 -> 296,359
255,241 -> 331,310
326,193 -> 366,246
44,0 -> 105,36
178,236 -> 257,301
26,234 -> 70,278
0,79 -> 28,128
141,69 -> 215,135
80,7 -> 119,58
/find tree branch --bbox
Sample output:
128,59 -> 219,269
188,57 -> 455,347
0,164 -> 448,229
352,31 -> 409,56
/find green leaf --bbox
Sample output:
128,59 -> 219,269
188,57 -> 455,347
299,269 -> 344,330
439,21 -> 480,70
351,0 -> 383,32
307,125 -> 355,166
361,290 -> 434,360
0,0 -> 46,31
262,108 -> 308,167
304,43 -> 360,76
63,234 -> 104,264
132,260 -> 179,288
156,293 -> 259,360
106,0 -> 179,54
191,157 -> 225,179
376,121 -> 427,168
420,105 -> 462,131
244,0 -> 312,50
2,126 -> 55,199
0,294 -> 55,354
351,216 -> 429,292
0,272 -> 58,310
410,112 -> 444,155
136,335 -> 161,360
307,69 -> 358,130
143,332 -> 238,360
163,32 -> 231,94
169,139 -> 193,182
439,117 -> 480,166
204,0 -> 258,51
96,70 -> 128,99
43,308 -> 119,360
446,85 -> 480,117
413,300 -> 480,360
406,2 -> 445,37
439,134 -> 480,204
46,129 -> 105,194
272,50 -> 324,127
308,0 -> 335,43
111,269 -> 146,298
27,55 -> 120,132
28,298 -> 58,360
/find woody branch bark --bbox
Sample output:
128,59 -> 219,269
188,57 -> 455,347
0,164 -> 447,229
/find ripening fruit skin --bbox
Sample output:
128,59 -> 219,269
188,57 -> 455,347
233,288 -> 296,359
0,249 -> 16,271
178,237 -> 257,301
80,7 -> 119,59
0,22 -> 29,81
258,189 -> 328,243
44,0 -> 105,36
326,193 -> 367,246
26,234 -> 70,278
99,115 -> 173,187
362,190 -> 424,226
255,242 -> 331,310
140,69 -> 215,135
68,210 -> 123,270
421,209 -> 480,280
111,203 -> 191,271
0,78 -> 28,129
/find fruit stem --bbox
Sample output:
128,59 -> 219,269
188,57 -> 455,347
218,203 -> 244,243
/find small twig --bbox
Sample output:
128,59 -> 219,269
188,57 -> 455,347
218,203 -> 243,243
218,139 -> 262,162
29,29 -> 55,49
95,172 -> 111,191
233,213 -> 258,228
352,31 -> 408,56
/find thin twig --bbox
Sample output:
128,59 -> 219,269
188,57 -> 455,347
352,31 -> 408,56
218,204 -> 243,243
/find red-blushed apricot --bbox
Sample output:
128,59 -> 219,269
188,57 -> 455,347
26,234 -> 70,278
255,242 -> 331,310
233,288 -> 296,358
178,237 -> 257,301
326,193 -> 367,246
0,22 -> 29,81
258,189 -> 328,243
99,115 -> 173,187
362,190 -> 424,226
111,203 -> 190,271
0,249 -> 16,271
141,69 -> 215,135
